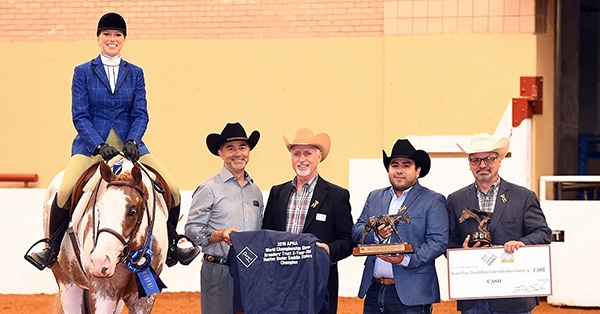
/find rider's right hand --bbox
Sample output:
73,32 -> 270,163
95,143 -> 119,161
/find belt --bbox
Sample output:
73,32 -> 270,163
204,254 -> 229,266
373,277 -> 395,285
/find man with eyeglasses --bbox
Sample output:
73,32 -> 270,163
446,133 -> 551,314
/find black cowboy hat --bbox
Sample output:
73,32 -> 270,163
97,12 -> 127,36
382,139 -> 431,178
206,122 -> 260,156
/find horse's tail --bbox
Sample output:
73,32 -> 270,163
51,293 -> 64,314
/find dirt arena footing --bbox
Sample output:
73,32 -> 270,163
0,293 -> 598,314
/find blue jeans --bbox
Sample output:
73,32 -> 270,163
462,300 -> 532,314
363,282 -> 432,314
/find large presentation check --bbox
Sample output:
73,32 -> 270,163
447,245 -> 552,300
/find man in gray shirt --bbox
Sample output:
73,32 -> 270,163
185,122 -> 264,314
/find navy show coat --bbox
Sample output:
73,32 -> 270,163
71,55 -> 149,156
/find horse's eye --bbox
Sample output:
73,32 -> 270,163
128,208 -> 137,217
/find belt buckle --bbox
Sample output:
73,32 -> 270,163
374,277 -> 394,285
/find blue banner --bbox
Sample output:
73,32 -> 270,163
134,266 -> 167,298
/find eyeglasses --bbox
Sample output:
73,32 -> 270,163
469,156 -> 497,166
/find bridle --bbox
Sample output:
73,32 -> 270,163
92,164 -> 159,267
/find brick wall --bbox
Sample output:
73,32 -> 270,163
384,0 -> 545,35
0,0 -> 547,41
0,0 -> 384,41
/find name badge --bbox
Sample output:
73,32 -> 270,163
316,213 -> 327,222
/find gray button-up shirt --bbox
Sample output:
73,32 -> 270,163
185,166 -> 264,257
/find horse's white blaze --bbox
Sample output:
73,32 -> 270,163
90,189 -> 130,277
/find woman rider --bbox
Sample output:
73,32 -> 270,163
25,12 -> 199,270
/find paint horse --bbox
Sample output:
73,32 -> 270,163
44,157 -> 169,313
359,212 -> 411,245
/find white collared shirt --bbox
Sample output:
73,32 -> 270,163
101,54 -> 121,92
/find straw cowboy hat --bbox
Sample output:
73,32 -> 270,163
457,133 -> 509,159
206,122 -> 260,156
283,128 -> 331,162
383,139 -> 431,178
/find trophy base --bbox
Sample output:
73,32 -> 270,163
468,232 -> 492,247
352,243 -> 414,256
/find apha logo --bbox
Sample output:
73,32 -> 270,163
501,252 -> 515,263
237,247 -> 258,268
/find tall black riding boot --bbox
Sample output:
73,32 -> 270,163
165,203 -> 201,267
25,195 -> 70,270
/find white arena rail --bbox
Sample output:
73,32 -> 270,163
540,175 -> 600,307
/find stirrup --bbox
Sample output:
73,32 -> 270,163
177,246 -> 201,266
166,235 -> 201,267
24,238 -> 56,271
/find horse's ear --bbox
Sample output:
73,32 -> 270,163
99,162 -> 113,182
132,163 -> 142,185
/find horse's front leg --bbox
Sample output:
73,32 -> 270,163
89,282 -> 121,313
57,280 -> 86,314
51,262 -> 86,314
123,293 -> 156,314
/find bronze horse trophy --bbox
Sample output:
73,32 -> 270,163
458,208 -> 493,247
353,212 -> 413,256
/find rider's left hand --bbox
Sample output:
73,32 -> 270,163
123,140 -> 140,163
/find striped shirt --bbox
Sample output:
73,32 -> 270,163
286,175 -> 318,234
475,178 -> 501,213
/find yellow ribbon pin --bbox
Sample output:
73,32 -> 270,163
397,205 -> 406,213
311,200 -> 319,208
500,194 -> 507,203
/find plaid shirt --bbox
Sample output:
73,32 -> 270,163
286,175 -> 318,234
475,178 -> 501,213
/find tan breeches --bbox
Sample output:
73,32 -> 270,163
57,130 -> 180,207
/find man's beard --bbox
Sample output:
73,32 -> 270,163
475,168 -> 493,181
295,162 -> 311,177
230,159 -> 247,170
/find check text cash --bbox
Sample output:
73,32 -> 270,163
447,245 -> 552,300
